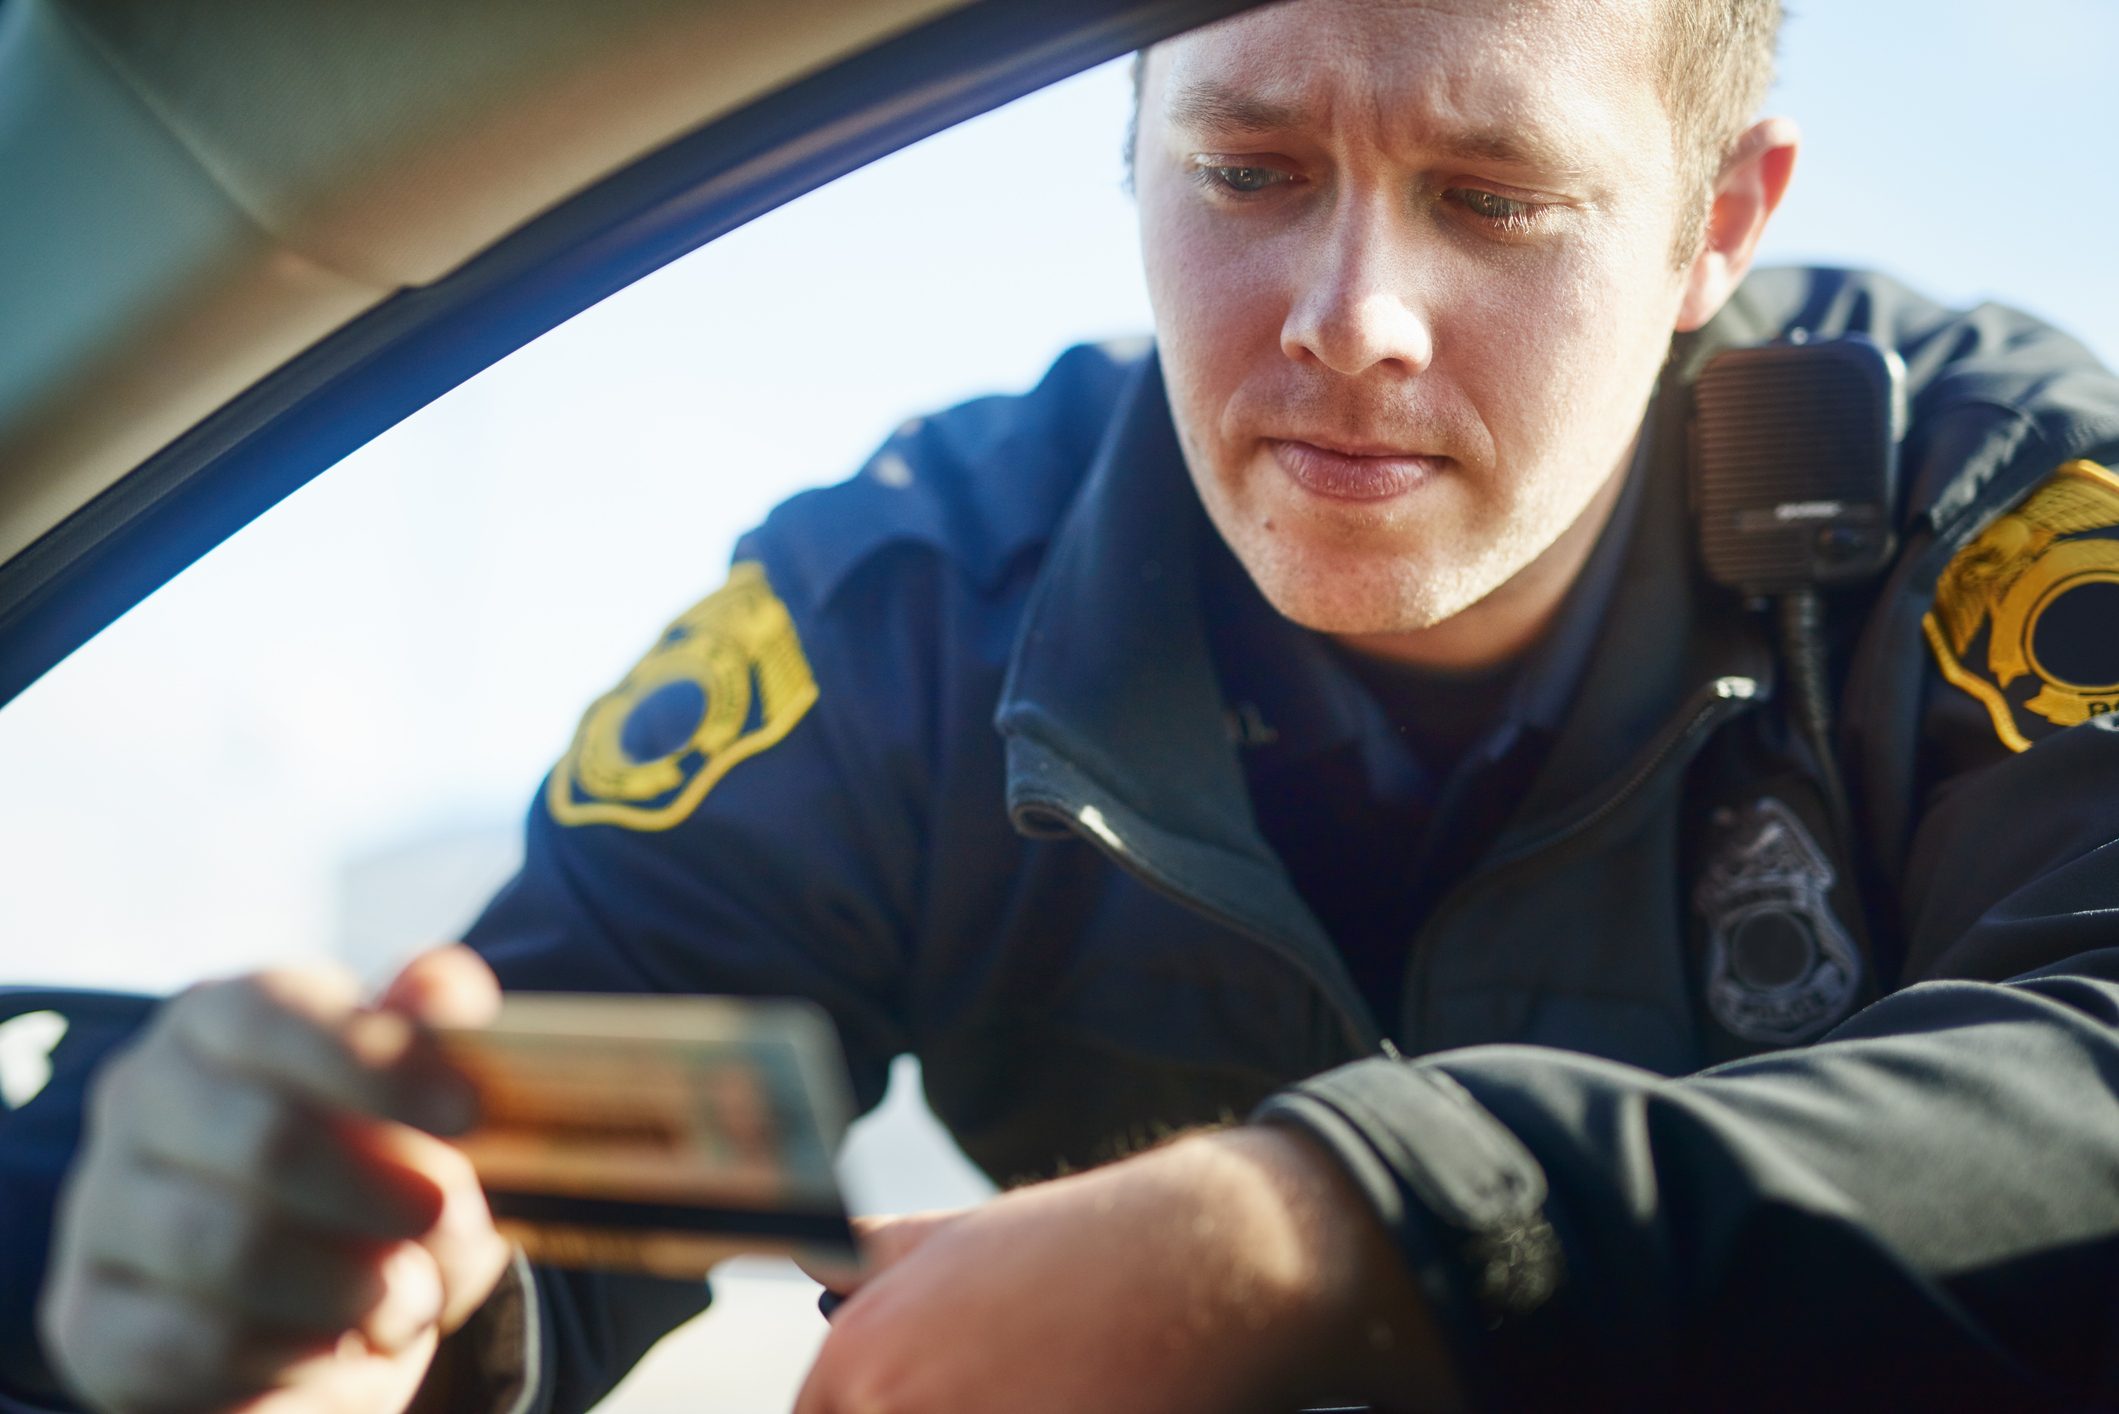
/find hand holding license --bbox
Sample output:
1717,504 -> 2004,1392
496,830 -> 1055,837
432,993 -> 859,1276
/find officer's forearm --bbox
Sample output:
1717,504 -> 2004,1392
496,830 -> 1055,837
1268,944 -> 2119,1409
1221,1125 -> 1468,1412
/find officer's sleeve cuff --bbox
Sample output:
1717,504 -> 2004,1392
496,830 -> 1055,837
1252,1058 -> 1563,1398
408,1248 -> 542,1414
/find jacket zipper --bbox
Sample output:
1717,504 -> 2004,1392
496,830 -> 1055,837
1019,675 -> 1760,1068
1397,673 -> 1764,1042
1013,794 -> 1386,1059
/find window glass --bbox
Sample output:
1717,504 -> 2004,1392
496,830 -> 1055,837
0,57 -> 1152,1410
0,64 -> 1151,996
3,10 -> 2118,1408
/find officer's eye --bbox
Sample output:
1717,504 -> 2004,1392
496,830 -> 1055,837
1449,187 -> 1542,231
1193,163 -> 1293,197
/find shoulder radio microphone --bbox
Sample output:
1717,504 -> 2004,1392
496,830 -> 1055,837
1693,331 -> 1906,596
1690,330 -> 1907,857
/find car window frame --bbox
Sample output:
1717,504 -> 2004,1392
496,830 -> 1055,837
0,0 -> 1253,711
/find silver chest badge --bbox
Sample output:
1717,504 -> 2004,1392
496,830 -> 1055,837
1695,798 -> 1862,1045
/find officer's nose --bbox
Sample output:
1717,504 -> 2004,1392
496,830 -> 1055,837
1279,199 -> 1434,378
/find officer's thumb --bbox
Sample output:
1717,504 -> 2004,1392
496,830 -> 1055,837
853,1208 -> 961,1272
378,943 -> 503,1029
798,1208 -> 964,1303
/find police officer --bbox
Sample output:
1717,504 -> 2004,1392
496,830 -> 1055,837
31,0 -> 2119,1410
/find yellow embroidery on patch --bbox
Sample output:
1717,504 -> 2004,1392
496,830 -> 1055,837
549,562 -> 818,830
1924,459 -> 2119,751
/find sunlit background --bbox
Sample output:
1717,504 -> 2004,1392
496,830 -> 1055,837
3,4 -> 2116,1407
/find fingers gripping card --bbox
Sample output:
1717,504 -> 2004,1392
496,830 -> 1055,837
435,994 -> 858,1276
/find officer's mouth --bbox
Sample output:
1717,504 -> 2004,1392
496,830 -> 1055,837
1267,437 -> 1449,504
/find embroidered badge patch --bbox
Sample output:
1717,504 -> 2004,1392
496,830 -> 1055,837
1696,798 -> 1862,1046
548,562 -> 818,830
1924,459 -> 2119,751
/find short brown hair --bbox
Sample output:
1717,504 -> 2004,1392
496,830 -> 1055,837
1656,0 -> 1782,258
1127,0 -> 1781,263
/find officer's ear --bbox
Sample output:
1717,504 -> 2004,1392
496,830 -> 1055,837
1676,117 -> 1799,333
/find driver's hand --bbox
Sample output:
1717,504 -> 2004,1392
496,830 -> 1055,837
37,945 -> 512,1414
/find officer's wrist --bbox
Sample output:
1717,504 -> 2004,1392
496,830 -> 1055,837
1213,1124 -> 1467,1412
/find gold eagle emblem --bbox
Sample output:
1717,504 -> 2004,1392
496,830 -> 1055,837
549,562 -> 818,830
1923,459 -> 2119,751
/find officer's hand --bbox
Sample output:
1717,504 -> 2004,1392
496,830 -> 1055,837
37,946 -> 512,1414
796,1126 -> 1461,1414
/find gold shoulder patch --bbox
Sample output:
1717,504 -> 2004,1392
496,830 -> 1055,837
549,562 -> 818,830
1924,459 -> 2119,751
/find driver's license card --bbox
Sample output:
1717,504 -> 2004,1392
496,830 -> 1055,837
432,994 -> 858,1277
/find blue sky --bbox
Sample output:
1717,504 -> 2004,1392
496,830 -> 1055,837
1,3 -> 2114,991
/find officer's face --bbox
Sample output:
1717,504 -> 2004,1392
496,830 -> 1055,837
1137,0 -> 1729,647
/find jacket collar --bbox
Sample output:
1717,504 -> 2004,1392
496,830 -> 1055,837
1489,344 -> 1775,851
993,353 -> 1374,1039
993,351 -> 1289,863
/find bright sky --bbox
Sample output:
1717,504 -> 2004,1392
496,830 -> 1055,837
1,3 -> 2115,994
